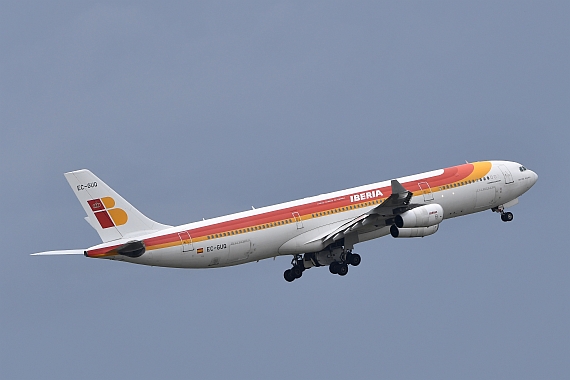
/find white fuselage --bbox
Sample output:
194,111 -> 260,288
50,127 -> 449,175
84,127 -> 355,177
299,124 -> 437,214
86,160 -> 537,268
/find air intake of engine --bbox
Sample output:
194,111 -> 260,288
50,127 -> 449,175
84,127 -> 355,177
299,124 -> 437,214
394,204 -> 444,228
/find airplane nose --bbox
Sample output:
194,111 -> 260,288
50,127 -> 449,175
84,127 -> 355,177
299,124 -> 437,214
530,170 -> 538,186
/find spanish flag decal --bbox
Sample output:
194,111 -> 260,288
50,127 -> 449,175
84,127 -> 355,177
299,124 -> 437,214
87,197 -> 128,229
197,248 -> 204,254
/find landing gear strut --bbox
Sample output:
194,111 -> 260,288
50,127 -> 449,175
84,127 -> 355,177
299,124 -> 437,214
492,205 -> 513,222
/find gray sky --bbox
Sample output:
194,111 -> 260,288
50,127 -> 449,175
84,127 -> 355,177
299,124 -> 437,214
1,1 -> 568,379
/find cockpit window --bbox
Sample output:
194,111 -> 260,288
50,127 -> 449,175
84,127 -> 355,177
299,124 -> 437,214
519,166 -> 527,172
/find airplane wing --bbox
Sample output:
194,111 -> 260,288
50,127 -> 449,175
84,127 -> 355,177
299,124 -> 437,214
310,179 -> 417,245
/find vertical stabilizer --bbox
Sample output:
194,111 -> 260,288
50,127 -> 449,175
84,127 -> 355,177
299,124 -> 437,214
64,170 -> 171,242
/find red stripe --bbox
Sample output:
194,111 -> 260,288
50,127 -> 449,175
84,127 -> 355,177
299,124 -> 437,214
144,164 -> 478,246
87,163 -> 479,255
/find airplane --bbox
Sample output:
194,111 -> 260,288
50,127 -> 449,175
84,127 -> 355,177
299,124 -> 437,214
33,160 -> 538,282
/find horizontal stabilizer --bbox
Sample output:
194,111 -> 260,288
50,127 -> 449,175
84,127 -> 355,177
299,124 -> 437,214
31,250 -> 85,256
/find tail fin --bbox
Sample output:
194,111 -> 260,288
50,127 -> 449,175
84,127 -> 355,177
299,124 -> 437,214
64,170 -> 171,242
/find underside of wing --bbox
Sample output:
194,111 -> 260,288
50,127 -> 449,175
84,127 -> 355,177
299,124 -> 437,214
314,179 -> 420,246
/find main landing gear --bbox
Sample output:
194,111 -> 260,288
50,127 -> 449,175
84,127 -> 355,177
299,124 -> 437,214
283,250 -> 361,282
329,251 -> 361,276
492,205 -> 514,222
284,254 -> 305,282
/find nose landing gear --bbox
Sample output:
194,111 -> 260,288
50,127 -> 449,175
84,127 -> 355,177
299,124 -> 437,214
501,212 -> 514,222
492,205 -> 514,222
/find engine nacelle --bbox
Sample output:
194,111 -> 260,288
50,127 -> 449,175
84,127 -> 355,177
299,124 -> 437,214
395,204 -> 444,228
390,224 -> 439,238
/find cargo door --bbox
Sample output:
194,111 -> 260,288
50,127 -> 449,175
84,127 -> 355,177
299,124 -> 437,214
227,240 -> 252,263
475,187 -> 497,208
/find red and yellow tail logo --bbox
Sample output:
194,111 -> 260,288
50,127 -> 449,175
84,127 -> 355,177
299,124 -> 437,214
87,197 -> 128,229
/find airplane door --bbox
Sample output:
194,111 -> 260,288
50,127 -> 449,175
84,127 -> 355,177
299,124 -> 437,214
178,231 -> 194,252
498,165 -> 514,184
292,212 -> 303,229
418,182 -> 434,202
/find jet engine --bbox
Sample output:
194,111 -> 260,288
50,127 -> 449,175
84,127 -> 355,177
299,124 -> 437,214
395,204 -> 444,228
390,224 -> 439,238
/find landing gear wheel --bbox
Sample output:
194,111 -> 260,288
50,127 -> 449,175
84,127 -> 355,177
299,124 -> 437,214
348,253 -> 361,266
501,212 -> 514,222
291,266 -> 303,279
337,263 -> 349,276
284,269 -> 295,282
329,262 -> 339,274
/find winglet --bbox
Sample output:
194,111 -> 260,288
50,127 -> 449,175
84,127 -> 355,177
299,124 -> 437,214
391,179 -> 408,195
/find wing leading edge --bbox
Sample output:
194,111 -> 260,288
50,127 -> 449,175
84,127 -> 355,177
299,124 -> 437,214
308,179 -> 418,246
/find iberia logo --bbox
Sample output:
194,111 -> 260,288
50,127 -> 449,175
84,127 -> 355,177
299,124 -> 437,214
87,197 -> 128,229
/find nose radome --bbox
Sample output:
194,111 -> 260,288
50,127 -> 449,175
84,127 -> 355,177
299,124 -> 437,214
530,170 -> 538,186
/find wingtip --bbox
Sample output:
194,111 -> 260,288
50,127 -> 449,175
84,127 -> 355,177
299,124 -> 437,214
391,179 -> 408,194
